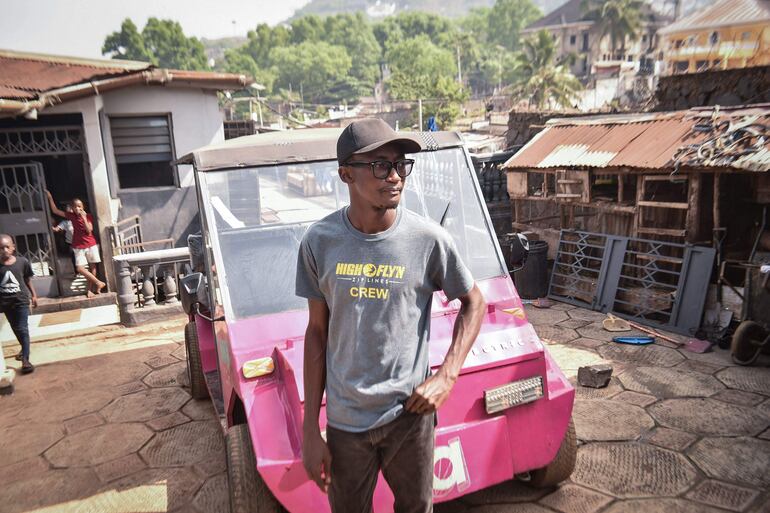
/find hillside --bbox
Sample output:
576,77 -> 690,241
286,0 -> 713,22
289,0 -> 497,20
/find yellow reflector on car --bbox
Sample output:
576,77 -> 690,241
502,307 -> 526,319
242,357 -> 274,378
484,376 -> 544,414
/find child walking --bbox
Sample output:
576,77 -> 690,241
45,191 -> 106,298
0,234 -> 37,374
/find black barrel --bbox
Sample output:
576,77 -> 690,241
513,240 -> 549,299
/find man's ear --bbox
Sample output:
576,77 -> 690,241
338,167 -> 352,183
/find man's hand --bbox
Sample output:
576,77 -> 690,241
405,372 -> 457,414
30,296 -> 38,308
302,430 -> 332,493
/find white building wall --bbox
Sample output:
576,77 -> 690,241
45,86 -> 225,287
98,86 -> 224,247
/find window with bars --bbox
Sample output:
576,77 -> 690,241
110,115 -> 177,189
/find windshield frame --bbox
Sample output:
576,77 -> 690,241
195,143 -> 509,321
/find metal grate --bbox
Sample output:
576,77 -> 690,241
0,126 -> 83,157
550,230 -> 716,335
549,231 -> 608,308
0,163 -> 57,279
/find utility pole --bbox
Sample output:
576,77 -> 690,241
498,55 -> 502,93
418,99 -> 423,131
456,45 -> 462,84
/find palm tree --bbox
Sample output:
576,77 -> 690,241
581,0 -> 644,60
510,30 -> 583,110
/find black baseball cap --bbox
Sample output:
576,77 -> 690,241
337,118 -> 422,165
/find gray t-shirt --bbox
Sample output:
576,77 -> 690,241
296,207 -> 474,432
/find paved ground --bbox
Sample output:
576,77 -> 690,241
1,303 -> 769,513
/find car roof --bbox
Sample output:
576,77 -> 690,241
178,128 -> 465,171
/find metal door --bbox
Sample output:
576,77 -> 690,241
0,162 -> 59,297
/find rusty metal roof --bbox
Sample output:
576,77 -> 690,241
503,105 -> 770,172
0,49 -> 251,105
659,0 -> 770,34
0,50 -> 150,99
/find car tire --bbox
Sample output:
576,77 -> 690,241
731,320 -> 767,366
528,417 -> 577,488
226,423 -> 284,513
185,321 -> 209,399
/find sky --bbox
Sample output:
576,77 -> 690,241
0,0 -> 310,59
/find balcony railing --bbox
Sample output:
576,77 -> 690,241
113,247 -> 191,321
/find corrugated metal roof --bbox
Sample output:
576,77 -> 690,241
525,0 -> 587,30
503,106 -> 770,172
0,49 -> 252,104
524,0 -> 670,32
0,50 -> 150,98
659,0 -> 770,34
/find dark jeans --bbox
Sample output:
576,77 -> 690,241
326,411 -> 434,513
3,303 -> 30,360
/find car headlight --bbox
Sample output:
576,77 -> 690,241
484,376 -> 544,414
242,357 -> 274,378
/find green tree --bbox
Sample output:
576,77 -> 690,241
374,12 -> 458,53
487,0 -> 542,51
581,0 -> 643,59
102,18 -> 209,70
242,24 -> 290,69
386,35 -> 467,128
289,14 -> 325,44
222,49 -> 276,92
142,18 -> 209,70
102,19 -> 154,62
511,30 -> 582,109
386,35 -> 456,100
423,76 -> 470,129
270,41 -> 352,104
323,13 -> 382,89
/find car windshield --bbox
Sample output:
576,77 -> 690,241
199,147 -> 505,320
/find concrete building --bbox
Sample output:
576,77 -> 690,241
659,0 -> 770,74
521,0 -> 671,80
0,50 -> 251,297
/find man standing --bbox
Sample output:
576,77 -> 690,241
296,118 -> 486,512
0,234 -> 37,374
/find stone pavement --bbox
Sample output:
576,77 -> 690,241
1,303 -> 769,513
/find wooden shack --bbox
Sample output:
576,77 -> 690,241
502,105 -> 770,261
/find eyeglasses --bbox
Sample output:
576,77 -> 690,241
345,159 -> 415,179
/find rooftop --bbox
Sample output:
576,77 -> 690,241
659,0 -> 770,34
503,104 -> 770,172
524,0 -> 670,32
0,49 -> 253,117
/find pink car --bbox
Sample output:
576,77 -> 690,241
178,129 -> 575,512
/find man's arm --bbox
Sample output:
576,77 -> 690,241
44,190 -> 67,218
302,298 -> 333,492
406,284 -> 486,414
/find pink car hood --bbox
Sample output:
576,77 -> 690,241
227,276 -> 543,403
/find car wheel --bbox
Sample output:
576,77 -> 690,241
185,321 -> 209,399
528,417 -> 577,488
226,423 -> 284,513
731,320 -> 768,366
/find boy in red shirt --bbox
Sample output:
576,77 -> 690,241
45,191 -> 106,298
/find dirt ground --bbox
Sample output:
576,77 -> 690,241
1,304 -> 769,513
